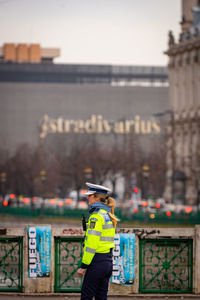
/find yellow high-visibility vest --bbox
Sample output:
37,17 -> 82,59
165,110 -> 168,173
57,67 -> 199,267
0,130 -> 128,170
82,208 -> 115,266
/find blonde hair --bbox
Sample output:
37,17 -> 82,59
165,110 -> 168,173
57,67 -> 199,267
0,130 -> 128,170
94,193 -> 120,228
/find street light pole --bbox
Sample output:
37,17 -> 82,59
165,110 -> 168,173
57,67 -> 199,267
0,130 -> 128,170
141,164 -> 150,200
84,168 -> 93,181
40,170 -> 46,217
169,110 -> 175,204
153,110 -> 175,203
0,172 -> 7,201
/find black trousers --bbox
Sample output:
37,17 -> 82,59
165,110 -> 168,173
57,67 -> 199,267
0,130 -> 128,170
81,252 -> 113,300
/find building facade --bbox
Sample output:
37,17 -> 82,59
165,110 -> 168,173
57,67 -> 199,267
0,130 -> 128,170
0,43 -> 169,154
164,0 -> 200,205
0,43 -> 60,64
0,43 -> 169,198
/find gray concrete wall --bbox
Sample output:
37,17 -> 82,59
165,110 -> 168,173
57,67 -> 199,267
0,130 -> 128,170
1,226 -> 198,294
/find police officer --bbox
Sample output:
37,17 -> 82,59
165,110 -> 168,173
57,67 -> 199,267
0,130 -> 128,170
77,182 -> 119,300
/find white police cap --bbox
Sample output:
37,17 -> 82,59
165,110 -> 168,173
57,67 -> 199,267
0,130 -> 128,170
84,182 -> 112,196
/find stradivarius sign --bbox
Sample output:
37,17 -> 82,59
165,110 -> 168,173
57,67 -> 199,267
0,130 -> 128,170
39,114 -> 161,139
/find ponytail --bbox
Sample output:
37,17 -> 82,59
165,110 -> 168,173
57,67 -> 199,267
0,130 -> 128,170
107,196 -> 120,228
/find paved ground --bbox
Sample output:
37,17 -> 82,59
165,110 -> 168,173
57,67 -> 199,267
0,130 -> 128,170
0,295 -> 200,300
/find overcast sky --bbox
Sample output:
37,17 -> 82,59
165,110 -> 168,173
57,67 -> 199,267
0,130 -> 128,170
0,0 -> 181,66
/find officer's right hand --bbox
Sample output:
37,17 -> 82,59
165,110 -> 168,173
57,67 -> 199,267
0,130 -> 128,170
77,268 -> 86,276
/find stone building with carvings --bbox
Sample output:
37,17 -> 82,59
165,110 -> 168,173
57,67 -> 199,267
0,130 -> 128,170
164,0 -> 200,205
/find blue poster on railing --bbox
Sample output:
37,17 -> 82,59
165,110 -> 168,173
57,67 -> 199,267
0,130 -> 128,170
27,225 -> 51,278
111,233 -> 135,285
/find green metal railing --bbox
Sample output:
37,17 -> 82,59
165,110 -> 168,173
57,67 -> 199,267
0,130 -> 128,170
0,229 -> 195,294
0,237 -> 23,292
54,237 -> 84,292
139,239 -> 193,293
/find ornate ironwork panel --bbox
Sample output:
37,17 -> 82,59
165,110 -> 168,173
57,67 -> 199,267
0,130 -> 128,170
55,237 -> 84,292
0,237 -> 23,292
139,239 -> 193,293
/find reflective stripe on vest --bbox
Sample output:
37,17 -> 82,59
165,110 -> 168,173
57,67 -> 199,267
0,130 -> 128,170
103,224 -> 114,229
100,236 -> 114,242
88,230 -> 101,236
85,247 -> 96,254
86,220 -> 113,230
